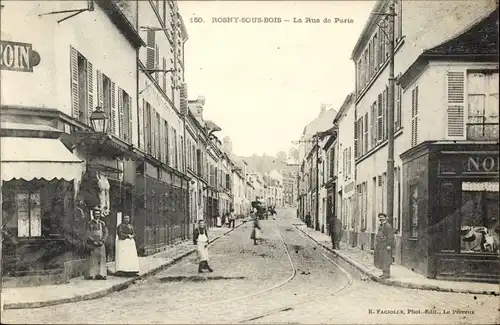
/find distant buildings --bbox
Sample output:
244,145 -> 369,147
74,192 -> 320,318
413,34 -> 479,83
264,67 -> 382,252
296,0 -> 499,283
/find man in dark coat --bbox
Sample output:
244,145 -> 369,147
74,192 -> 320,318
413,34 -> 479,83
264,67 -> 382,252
374,213 -> 394,279
329,215 -> 342,249
305,213 -> 312,228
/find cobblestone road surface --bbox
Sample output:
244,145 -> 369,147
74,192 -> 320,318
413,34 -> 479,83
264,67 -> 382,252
2,210 -> 499,324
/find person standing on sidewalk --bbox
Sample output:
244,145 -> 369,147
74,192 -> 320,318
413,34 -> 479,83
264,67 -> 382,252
115,215 -> 140,277
228,209 -> 236,228
305,212 -> 312,228
193,220 -> 213,273
374,213 -> 394,279
84,209 -> 109,280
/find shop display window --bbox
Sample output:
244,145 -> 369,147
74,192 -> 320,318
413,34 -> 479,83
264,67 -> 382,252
460,182 -> 499,254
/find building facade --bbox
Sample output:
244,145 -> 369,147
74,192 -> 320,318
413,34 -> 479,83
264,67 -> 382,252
350,0 -> 496,261
1,0 -> 142,282
397,8 -> 499,282
334,93 -> 356,246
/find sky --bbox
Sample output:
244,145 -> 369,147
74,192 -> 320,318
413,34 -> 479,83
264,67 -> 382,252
178,0 -> 375,157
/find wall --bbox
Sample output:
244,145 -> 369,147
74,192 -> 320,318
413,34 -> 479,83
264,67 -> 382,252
403,61 -> 499,145
1,1 -> 137,141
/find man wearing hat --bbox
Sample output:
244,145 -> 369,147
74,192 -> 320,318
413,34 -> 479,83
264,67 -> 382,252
84,208 -> 109,280
374,213 -> 394,279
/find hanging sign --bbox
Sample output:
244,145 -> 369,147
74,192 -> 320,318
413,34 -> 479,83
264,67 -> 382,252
0,40 -> 40,72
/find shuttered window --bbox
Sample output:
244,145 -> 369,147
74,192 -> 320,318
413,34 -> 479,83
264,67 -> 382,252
395,83 -> 402,130
163,121 -> 170,165
138,100 -> 145,150
354,119 -> 358,158
383,86 -> 388,140
411,86 -> 419,147
70,46 -> 93,125
446,71 -> 465,138
466,71 -> 499,141
156,112 -> 161,159
146,30 -> 156,73
377,93 -> 383,142
364,113 -> 368,153
117,88 -> 132,143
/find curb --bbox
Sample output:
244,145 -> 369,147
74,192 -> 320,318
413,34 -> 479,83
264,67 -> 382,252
295,225 -> 499,297
3,221 -> 247,310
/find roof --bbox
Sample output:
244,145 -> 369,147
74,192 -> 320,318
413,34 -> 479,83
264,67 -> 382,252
333,93 -> 356,124
302,109 -> 338,138
423,8 -> 498,57
399,8 -> 499,87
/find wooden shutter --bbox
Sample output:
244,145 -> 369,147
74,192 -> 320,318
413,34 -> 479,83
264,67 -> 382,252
138,99 -> 145,150
146,30 -> 156,72
155,45 -> 160,81
156,112 -> 161,159
128,96 -> 133,144
87,61 -> 93,117
118,87 -> 124,139
162,58 -> 167,91
383,87 -> 388,140
377,93 -> 383,141
180,83 -> 188,115
159,118 -> 165,163
110,81 -> 116,135
96,70 -> 103,107
70,46 -> 79,119
411,87 -> 419,147
446,71 -> 466,138
395,84 -> 401,129
354,119 -> 358,158
364,113 -> 368,153
151,110 -> 156,157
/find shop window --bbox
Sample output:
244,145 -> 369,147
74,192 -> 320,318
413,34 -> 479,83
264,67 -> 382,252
460,182 -> 499,254
410,183 -> 419,238
467,72 -> 499,141
16,191 -> 42,237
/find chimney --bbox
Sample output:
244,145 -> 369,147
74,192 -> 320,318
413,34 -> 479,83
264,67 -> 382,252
320,104 -> 326,116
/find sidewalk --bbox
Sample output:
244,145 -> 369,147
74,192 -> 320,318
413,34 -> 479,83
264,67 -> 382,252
1,220 -> 246,310
293,220 -> 499,296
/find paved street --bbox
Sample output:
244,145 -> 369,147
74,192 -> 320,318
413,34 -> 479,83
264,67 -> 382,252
2,210 -> 498,324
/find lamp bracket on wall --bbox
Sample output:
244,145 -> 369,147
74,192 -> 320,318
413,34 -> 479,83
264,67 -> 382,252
39,0 -> 94,24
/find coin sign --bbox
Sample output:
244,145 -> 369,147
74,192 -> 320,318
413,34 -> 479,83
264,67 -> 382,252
0,40 -> 41,72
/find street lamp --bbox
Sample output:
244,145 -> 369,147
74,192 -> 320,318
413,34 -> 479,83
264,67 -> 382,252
90,106 -> 109,133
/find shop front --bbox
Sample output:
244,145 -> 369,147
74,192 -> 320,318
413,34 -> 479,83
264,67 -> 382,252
401,141 -> 499,283
134,160 -> 190,256
1,126 -> 85,286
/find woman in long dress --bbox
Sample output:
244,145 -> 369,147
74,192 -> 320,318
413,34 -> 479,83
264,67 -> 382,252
115,215 -> 140,277
250,209 -> 263,245
84,209 -> 109,280
193,220 -> 213,273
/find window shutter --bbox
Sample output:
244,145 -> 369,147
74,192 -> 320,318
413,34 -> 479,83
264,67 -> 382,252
70,46 -> 79,119
383,87 -> 388,140
110,81 -> 116,135
87,61 -> 93,117
162,58 -> 167,91
377,94 -> 383,141
354,120 -> 358,158
160,117 -> 165,162
96,70 -> 103,107
155,45 -> 160,81
364,113 -> 368,153
138,99 -> 145,150
151,110 -> 156,158
395,84 -> 401,129
411,87 -> 419,147
146,30 -> 156,72
446,71 -> 466,138
128,97 -> 133,144
118,87 -> 124,139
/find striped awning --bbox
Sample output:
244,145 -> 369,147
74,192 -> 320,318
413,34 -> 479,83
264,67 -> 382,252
1,137 -> 84,182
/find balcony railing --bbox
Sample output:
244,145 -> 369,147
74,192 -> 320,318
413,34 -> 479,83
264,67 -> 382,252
466,123 -> 499,141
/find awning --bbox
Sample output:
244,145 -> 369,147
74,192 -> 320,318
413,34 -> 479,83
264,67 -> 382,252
1,137 -> 84,182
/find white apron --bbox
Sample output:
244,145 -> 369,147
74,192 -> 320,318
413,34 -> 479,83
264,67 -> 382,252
197,233 -> 209,262
115,238 -> 140,273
